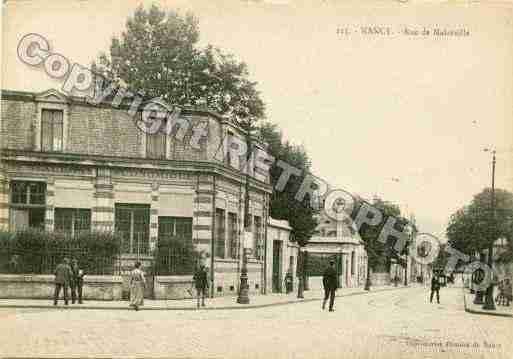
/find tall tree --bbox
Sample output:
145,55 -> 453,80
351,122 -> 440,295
95,4 -> 265,125
353,197 -> 409,272
446,188 -> 513,260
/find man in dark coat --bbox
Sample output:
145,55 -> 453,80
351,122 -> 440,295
54,257 -> 72,305
322,259 -> 338,312
430,274 -> 441,304
70,258 -> 85,304
193,264 -> 209,308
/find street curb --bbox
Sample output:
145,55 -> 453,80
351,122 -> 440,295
0,286 -> 414,311
462,289 -> 512,318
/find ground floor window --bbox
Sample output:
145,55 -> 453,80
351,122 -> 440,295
228,212 -> 238,259
54,208 -> 91,238
253,216 -> 262,260
215,209 -> 226,258
9,207 -> 45,230
9,180 -> 47,231
158,216 -> 192,241
115,204 -> 150,255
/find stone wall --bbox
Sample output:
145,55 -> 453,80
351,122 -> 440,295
154,275 -> 194,300
0,274 -> 123,300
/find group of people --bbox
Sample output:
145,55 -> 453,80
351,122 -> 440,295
54,258 -> 210,310
53,257 -> 84,305
53,256 -> 453,311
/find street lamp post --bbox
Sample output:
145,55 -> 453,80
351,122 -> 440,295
236,134 -> 252,305
483,149 -> 496,310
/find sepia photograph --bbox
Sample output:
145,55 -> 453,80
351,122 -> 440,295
1,0 -> 512,358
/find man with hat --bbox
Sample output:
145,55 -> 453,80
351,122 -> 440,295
53,257 -> 72,305
193,264 -> 209,308
70,258 -> 85,304
322,259 -> 338,312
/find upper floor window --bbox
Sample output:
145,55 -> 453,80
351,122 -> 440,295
142,110 -> 167,159
41,109 -> 63,152
146,129 -> 167,159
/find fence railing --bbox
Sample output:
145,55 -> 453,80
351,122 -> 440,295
154,236 -> 200,276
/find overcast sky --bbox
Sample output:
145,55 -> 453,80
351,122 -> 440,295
2,0 -> 513,240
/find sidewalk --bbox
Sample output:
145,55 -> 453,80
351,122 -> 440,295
463,289 -> 512,318
0,285 -> 412,311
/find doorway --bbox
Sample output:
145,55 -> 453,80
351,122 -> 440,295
272,240 -> 282,293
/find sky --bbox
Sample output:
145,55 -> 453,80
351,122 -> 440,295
2,0 -> 513,240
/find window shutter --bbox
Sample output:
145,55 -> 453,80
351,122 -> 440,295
53,110 -> 63,151
41,109 -> 53,151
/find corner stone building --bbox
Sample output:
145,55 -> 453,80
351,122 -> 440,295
0,89 -> 272,298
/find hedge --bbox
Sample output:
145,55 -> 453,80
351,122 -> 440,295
0,228 -> 121,275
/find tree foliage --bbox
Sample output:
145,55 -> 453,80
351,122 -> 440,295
95,4 -> 265,127
446,188 -> 513,260
257,122 -> 317,247
353,197 -> 410,271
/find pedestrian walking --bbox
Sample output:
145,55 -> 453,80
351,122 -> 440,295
193,264 -> 209,308
430,274 -> 440,304
322,259 -> 338,312
53,257 -> 72,306
129,261 -> 146,311
70,258 -> 85,304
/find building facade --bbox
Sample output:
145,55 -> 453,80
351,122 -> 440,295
266,218 -> 298,293
0,89 -> 273,298
305,210 -> 368,289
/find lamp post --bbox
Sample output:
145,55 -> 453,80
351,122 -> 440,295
236,134 -> 253,305
482,149 -> 496,310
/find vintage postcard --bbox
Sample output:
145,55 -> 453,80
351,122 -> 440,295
1,0 -> 512,358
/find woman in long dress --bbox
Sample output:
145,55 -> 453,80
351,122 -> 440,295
129,261 -> 146,311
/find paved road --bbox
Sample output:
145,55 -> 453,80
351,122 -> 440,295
0,286 -> 511,359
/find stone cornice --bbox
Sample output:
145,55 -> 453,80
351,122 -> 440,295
1,149 -> 272,194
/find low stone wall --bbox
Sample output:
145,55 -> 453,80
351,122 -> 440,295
154,276 -> 194,300
0,274 -> 123,300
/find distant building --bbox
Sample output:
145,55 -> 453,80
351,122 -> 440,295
305,208 -> 368,289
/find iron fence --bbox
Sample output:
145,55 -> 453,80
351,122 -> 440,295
154,236 -> 200,276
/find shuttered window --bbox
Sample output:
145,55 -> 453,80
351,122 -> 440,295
41,109 -> 63,152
